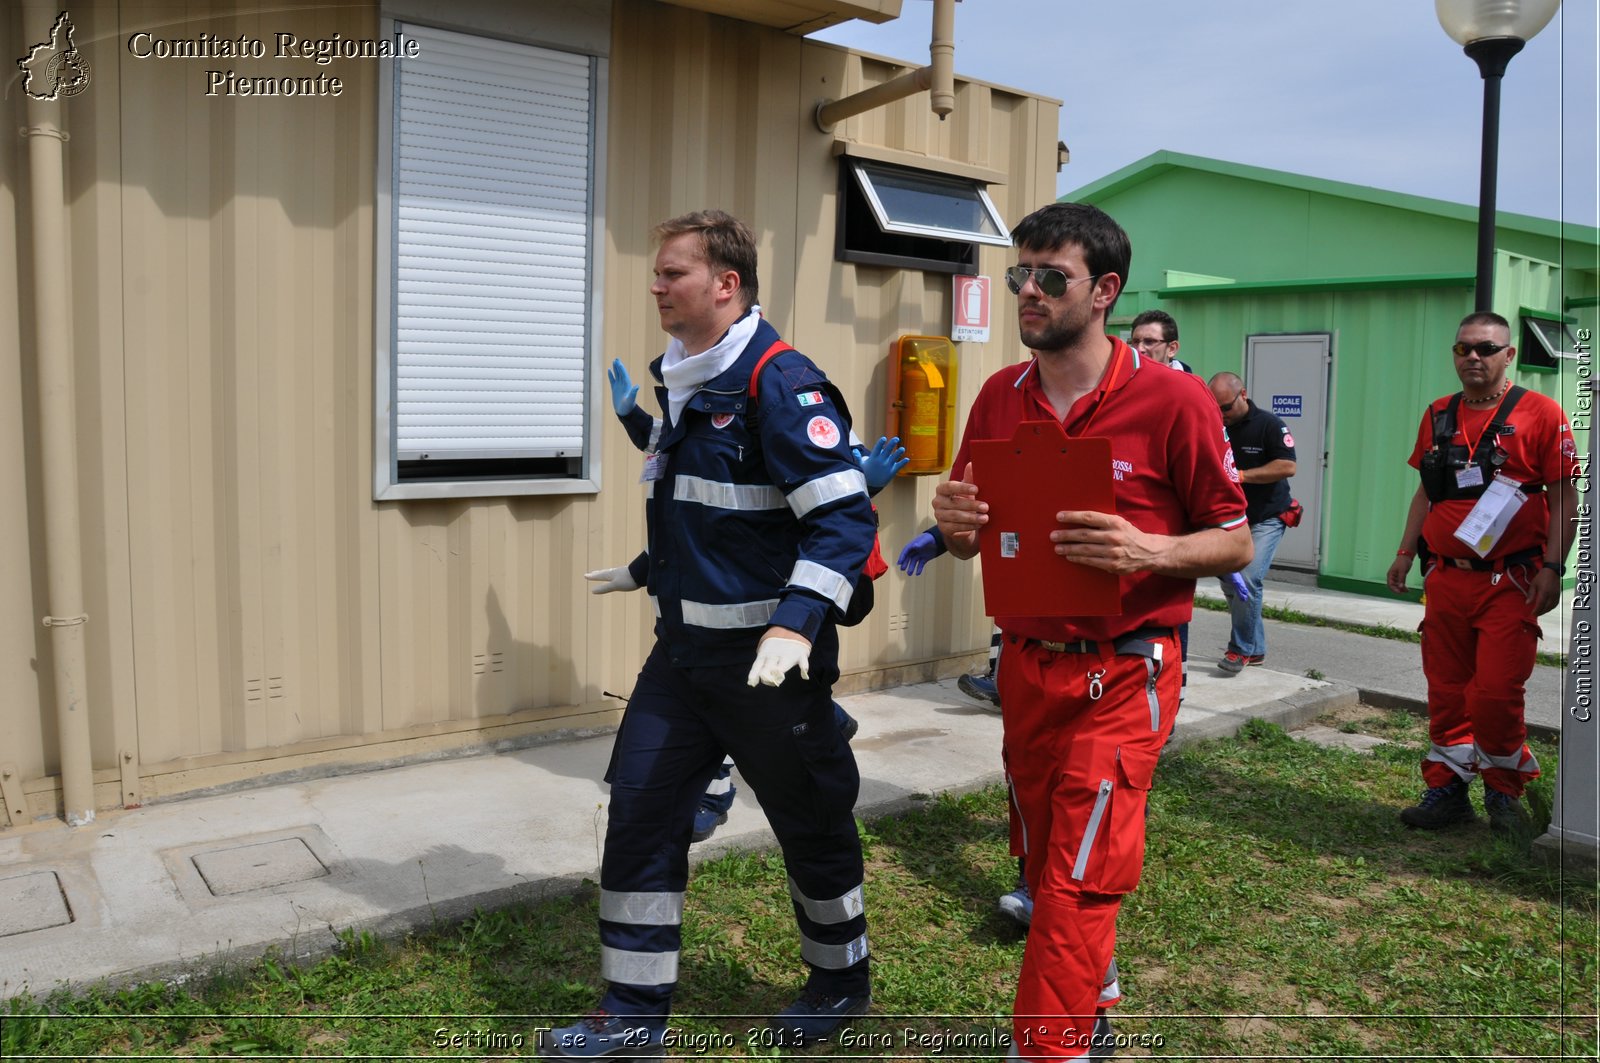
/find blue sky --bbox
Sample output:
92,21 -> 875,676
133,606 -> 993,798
811,0 -> 1598,228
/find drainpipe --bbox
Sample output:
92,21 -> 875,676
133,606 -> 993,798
21,0 -> 94,826
815,0 -> 956,132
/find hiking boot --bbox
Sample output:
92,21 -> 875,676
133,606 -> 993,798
997,877 -> 1033,928
539,1011 -> 664,1058
1399,781 -> 1475,830
1088,1011 -> 1116,1062
691,800 -> 729,843
1218,650 -> 1247,674
958,671 -> 1002,711
768,990 -> 870,1047
1484,788 -> 1532,840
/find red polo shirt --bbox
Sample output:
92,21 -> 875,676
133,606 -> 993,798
1408,387 -> 1577,561
951,337 -> 1248,643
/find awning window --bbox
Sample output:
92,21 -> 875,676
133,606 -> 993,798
847,159 -> 1011,247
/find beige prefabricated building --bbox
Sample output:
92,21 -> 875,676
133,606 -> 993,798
0,0 -> 1062,825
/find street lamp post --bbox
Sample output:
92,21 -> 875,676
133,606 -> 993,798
1434,0 -> 1561,311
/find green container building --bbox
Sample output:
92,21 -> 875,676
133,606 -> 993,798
1068,151 -> 1600,597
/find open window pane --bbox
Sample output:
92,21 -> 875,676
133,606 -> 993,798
849,159 -> 1011,246
1523,316 -> 1581,365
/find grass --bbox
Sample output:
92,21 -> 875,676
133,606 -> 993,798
1193,595 -> 1570,669
2,709 -> 1594,1061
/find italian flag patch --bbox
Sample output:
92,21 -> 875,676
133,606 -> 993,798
797,390 -> 825,407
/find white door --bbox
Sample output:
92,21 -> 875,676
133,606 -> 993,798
1244,333 -> 1331,571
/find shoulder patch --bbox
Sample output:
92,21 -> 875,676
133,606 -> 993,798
806,415 -> 841,450
1282,429 -> 1295,448
797,390 -> 825,407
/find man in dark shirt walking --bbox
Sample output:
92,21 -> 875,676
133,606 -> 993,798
1209,372 -> 1297,673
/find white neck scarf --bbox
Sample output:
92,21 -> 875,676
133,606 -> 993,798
660,306 -> 762,426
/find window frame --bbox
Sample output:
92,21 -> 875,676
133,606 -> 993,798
373,18 -> 609,500
1518,308 -> 1582,372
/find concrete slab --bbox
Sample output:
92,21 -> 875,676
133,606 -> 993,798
0,871 -> 71,937
191,837 -> 328,896
1293,725 -> 1390,755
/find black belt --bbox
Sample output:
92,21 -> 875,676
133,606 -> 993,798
1025,625 -> 1176,658
1428,546 -> 1541,572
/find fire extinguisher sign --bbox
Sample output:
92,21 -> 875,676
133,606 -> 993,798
952,275 -> 991,343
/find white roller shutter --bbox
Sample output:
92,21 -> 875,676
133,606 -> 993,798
393,23 -> 594,461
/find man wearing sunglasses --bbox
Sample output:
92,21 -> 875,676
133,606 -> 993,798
1128,309 -> 1195,375
1208,372 -> 1297,675
1386,311 -> 1579,841
933,203 -> 1250,1062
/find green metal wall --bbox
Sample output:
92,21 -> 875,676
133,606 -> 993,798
1082,158 -> 1600,595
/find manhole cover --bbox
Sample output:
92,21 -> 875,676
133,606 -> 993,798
0,870 -> 72,936
191,837 -> 328,896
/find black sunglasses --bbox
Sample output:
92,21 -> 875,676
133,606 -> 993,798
1452,340 -> 1508,359
1218,394 -> 1240,413
1004,265 -> 1100,299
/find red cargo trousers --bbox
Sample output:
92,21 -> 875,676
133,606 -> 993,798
1419,561 -> 1543,795
999,631 -> 1180,1062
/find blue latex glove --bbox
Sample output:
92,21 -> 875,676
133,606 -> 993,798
608,358 -> 638,417
897,530 -> 946,576
858,436 -> 909,492
1227,571 -> 1252,602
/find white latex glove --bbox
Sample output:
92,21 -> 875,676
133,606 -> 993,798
584,566 -> 640,594
746,636 -> 811,687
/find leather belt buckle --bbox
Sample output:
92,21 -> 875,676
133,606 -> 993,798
1038,639 -> 1068,653
1450,557 -> 1474,570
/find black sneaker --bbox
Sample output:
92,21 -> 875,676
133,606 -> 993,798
958,672 -> 1001,711
539,1011 -> 664,1058
1484,788 -> 1532,840
837,709 -> 860,742
768,990 -> 870,1047
691,801 -> 729,843
1399,782 -> 1475,830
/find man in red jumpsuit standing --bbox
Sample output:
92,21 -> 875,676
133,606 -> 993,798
1386,311 -> 1578,838
933,202 -> 1251,1061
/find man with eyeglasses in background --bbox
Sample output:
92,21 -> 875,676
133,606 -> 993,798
1128,309 -> 1195,375
1207,372 -> 1297,675
934,202 -> 1250,1062
1386,311 -> 1579,840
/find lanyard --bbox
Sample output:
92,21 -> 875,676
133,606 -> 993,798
1458,389 -> 1509,462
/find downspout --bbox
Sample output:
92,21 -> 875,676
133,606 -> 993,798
21,0 -> 94,825
815,0 -> 956,132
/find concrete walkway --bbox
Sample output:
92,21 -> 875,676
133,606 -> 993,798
0,578 -> 1571,1001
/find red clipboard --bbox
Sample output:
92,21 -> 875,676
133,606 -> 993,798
969,420 -> 1122,617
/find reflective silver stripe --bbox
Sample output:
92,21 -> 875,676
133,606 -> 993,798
1009,774 -> 1030,858
599,889 -> 685,926
788,560 -> 854,612
799,930 -> 870,969
647,418 -> 663,452
674,474 -> 786,512
705,771 -> 733,797
1476,743 -> 1540,774
1099,957 -> 1120,1005
650,595 -> 661,618
680,598 -> 779,629
787,469 -> 868,519
788,876 -> 865,924
600,945 -> 678,986
1144,657 -> 1160,732
1424,742 -> 1478,781
1071,779 -> 1114,881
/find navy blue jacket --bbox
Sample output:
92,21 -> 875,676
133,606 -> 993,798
620,317 -> 877,668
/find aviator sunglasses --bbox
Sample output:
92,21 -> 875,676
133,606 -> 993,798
1452,340 -> 1508,359
1004,265 -> 1101,298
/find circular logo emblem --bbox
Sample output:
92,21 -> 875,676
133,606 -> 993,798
710,413 -> 735,430
1283,431 -> 1295,448
806,416 -> 841,449
1223,445 -> 1240,483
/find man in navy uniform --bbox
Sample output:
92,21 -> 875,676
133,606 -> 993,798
546,210 -> 876,1058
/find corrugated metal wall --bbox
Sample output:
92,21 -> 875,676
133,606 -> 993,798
1,0 -> 1056,816
1159,275 -> 1590,591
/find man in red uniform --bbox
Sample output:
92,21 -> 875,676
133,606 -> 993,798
1386,311 -> 1578,838
933,203 -> 1251,1062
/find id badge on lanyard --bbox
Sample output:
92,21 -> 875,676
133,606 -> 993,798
1452,474 -> 1526,557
